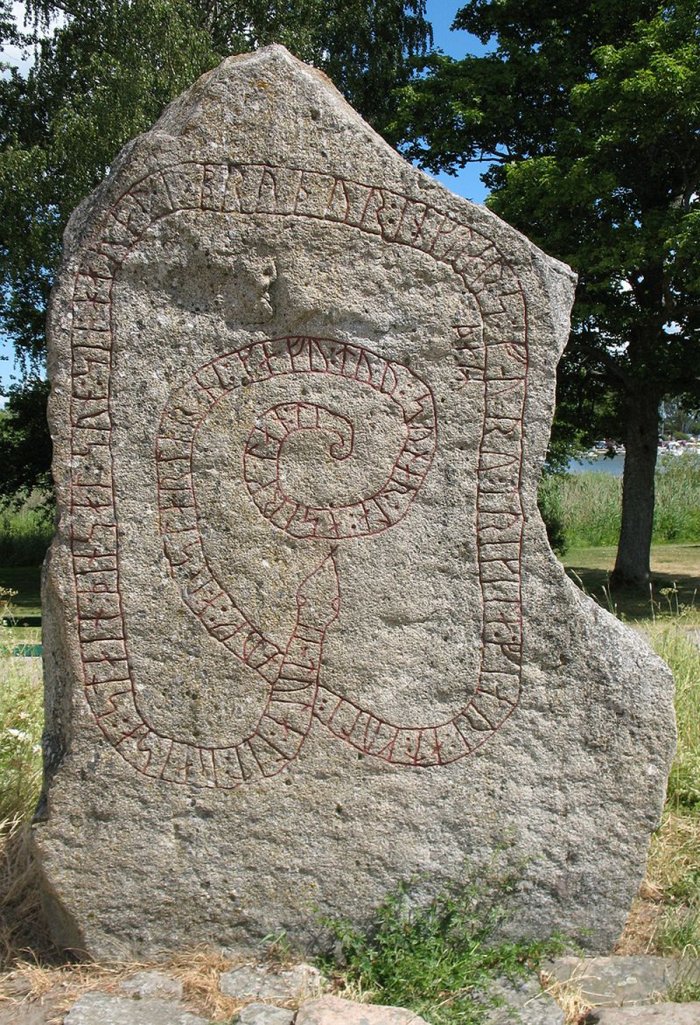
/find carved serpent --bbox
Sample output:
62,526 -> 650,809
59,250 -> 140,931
152,335 -> 517,783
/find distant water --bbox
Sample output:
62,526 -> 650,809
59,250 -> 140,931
567,453 -> 625,477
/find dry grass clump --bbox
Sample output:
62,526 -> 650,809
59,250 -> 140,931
615,879 -> 667,955
539,971 -> 592,1025
0,817 -> 59,971
164,948 -> 247,1020
617,620 -> 700,958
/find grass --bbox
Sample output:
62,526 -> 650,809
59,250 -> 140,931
0,656 -> 43,824
562,543 -> 700,623
541,452 -> 700,551
646,627 -> 700,961
654,628 -> 700,814
0,586 -> 48,968
616,622 -> 700,965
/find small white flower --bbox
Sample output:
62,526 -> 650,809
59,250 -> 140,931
6,728 -> 30,741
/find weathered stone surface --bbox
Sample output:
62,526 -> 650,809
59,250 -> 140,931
0,1004 -> 55,1025
546,956 -> 697,1007
64,992 -> 210,1025
220,963 -> 322,1001
236,1003 -> 295,1025
485,976 -> 564,1024
119,971 -> 184,1000
35,44 -> 675,958
296,996 -> 430,1025
592,1004 -> 700,1024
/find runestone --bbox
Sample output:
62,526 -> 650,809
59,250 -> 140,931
36,46 -> 676,958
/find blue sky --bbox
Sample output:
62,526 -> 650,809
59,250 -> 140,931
0,1 -> 490,397
422,0 -> 491,204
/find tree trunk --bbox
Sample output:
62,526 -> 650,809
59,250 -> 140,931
611,389 -> 660,591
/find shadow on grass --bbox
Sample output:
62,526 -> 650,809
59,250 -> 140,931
564,565 -> 699,622
0,566 -> 42,616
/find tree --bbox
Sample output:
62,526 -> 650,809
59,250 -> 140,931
396,0 -> 700,589
0,0 -> 431,500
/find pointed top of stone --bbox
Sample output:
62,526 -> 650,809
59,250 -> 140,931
153,43 -> 364,149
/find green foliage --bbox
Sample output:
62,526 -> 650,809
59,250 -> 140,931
0,379 -> 53,502
0,566 -> 42,615
537,472 -> 569,555
0,501 -> 53,567
320,870 -> 562,1025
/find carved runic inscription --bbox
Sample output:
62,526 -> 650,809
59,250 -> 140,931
69,161 -> 528,788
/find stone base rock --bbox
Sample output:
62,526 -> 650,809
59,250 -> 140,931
64,992 -> 210,1025
296,996 -> 430,1025
119,971 -> 184,1001
236,1004 -> 296,1025
546,956 -> 700,1007
485,976 -> 564,1024
220,963 -> 323,1003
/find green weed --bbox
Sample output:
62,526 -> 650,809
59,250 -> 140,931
667,976 -> 700,1003
318,871 -> 563,1025
654,904 -> 700,959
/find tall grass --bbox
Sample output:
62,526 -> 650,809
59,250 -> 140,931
0,503 -> 53,567
655,454 -> 700,543
635,621 -> 700,958
0,665 -> 43,826
540,452 -> 700,550
0,589 -> 43,823
648,626 -> 700,813
0,583 -> 48,968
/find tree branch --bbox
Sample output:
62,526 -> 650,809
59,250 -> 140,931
576,333 -> 631,385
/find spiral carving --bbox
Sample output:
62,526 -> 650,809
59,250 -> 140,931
236,343 -> 437,540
